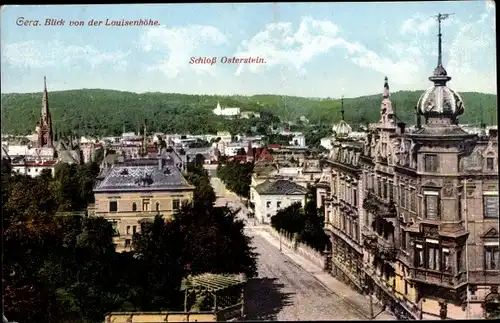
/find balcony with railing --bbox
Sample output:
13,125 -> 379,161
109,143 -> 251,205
408,268 -> 467,288
363,230 -> 396,260
362,191 -> 396,218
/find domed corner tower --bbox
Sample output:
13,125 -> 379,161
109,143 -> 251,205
331,96 -> 352,139
404,14 -> 486,321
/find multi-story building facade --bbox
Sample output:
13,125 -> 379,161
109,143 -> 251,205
322,20 -> 499,320
322,97 -> 366,292
89,153 -> 194,252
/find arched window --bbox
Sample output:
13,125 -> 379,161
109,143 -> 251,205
132,202 -> 137,211
156,202 -> 160,211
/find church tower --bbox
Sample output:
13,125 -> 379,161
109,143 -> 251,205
37,76 -> 53,148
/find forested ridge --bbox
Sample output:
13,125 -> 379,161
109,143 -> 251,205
1,89 -> 496,136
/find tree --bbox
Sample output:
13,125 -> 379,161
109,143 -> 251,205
270,187 -> 328,252
132,215 -> 186,311
168,203 -> 258,278
1,89 -> 497,136
217,161 -> 253,198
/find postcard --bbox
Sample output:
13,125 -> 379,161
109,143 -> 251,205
1,2 -> 498,323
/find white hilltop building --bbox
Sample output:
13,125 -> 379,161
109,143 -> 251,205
213,102 -> 241,117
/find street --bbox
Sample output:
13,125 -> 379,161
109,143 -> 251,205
210,176 -> 366,320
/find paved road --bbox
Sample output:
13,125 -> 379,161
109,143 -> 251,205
210,177 -> 365,320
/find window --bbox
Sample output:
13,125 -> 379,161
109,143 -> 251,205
125,239 -> 131,248
483,195 -> 499,218
109,201 -> 118,212
410,189 -> 416,212
353,223 -> 358,241
457,196 -> 462,220
277,201 -> 282,208
415,245 -> 424,267
173,199 -> 180,210
132,202 -> 137,211
457,249 -> 463,272
142,199 -> 150,211
111,221 -> 119,236
132,225 -> 137,235
126,226 -> 131,235
353,189 -> 358,207
156,202 -> 160,211
443,249 -> 451,272
389,182 -> 394,201
377,178 -> 382,197
401,231 -> 407,251
427,244 -> 440,270
486,157 -> 495,171
485,246 -> 499,270
404,281 -> 408,295
399,185 -> 405,207
266,201 -> 271,208
424,154 -> 438,172
424,192 -> 440,220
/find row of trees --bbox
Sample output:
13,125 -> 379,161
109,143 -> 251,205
270,188 -> 328,252
217,160 -> 254,198
2,158 -> 257,323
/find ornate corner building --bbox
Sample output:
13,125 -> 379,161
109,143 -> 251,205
320,15 -> 499,320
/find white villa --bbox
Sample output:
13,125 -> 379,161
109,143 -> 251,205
213,102 -> 241,117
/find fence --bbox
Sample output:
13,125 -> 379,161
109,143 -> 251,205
268,227 -> 326,269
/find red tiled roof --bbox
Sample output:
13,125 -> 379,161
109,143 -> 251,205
146,146 -> 158,153
23,160 -> 57,167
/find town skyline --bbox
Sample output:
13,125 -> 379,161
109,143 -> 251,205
1,1 -> 496,98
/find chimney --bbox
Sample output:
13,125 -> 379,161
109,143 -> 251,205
397,122 -> 406,135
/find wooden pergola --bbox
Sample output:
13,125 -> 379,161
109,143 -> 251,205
181,273 -> 246,320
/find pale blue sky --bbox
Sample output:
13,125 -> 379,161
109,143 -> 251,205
1,2 -> 496,98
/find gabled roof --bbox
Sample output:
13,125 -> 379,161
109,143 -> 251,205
58,150 -> 80,164
255,179 -> 308,195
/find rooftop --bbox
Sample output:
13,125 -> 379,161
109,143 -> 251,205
94,163 -> 194,193
255,179 -> 308,195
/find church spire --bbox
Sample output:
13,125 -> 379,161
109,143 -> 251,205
340,96 -> 345,121
42,76 -> 49,116
37,76 -> 53,148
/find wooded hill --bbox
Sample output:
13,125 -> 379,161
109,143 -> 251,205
1,89 -> 496,136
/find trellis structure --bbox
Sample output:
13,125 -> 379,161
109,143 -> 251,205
181,273 -> 246,320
